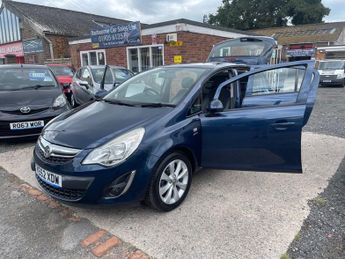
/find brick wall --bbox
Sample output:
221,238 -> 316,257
46,34 -> 71,59
22,18 -> 50,64
21,18 -> 71,64
164,32 -> 227,64
69,31 -> 229,69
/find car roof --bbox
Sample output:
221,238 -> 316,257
162,62 -> 249,70
319,59 -> 345,62
47,64 -> 72,67
85,65 -> 128,70
0,64 -> 49,69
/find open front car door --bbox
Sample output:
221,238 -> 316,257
200,61 -> 319,173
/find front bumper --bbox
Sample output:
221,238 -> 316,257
319,76 -> 344,86
32,143 -> 158,205
0,108 -> 68,139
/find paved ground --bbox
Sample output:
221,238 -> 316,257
0,169 -> 94,259
0,87 -> 344,259
0,170 -> 147,259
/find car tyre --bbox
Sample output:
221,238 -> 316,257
145,152 -> 192,211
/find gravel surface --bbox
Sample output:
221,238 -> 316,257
288,86 -> 345,259
304,87 -> 345,139
287,159 -> 345,259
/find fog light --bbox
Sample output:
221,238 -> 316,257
104,171 -> 135,198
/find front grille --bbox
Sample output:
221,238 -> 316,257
36,145 -> 73,164
0,107 -> 49,115
36,137 -> 80,165
320,75 -> 337,80
36,174 -> 85,201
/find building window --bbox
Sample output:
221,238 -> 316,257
80,50 -> 106,66
127,45 -> 164,73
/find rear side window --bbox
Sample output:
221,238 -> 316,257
0,68 -> 57,91
246,66 -> 305,96
112,68 -> 133,83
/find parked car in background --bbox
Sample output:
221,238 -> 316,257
0,64 -> 70,139
47,64 -> 75,101
32,60 -> 319,211
207,36 -> 277,65
318,59 -> 345,87
70,65 -> 134,106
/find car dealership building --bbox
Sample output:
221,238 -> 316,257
0,0 -> 252,70
68,19 -> 252,73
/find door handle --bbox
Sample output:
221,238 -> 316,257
272,121 -> 295,131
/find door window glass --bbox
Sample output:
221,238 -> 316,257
90,52 -> 97,65
246,66 -> 305,96
152,46 -> 163,67
82,53 -> 88,66
104,67 -> 113,84
80,50 -> 106,66
112,68 -> 133,83
98,52 -> 105,65
140,47 -> 150,72
189,95 -> 202,115
127,45 -> 164,73
128,48 -> 139,73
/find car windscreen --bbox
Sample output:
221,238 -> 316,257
210,38 -> 267,58
104,67 -> 208,106
319,61 -> 345,70
0,68 -> 58,91
91,67 -> 105,84
49,66 -> 74,76
111,68 -> 134,83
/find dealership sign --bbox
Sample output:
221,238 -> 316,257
286,48 -> 315,57
23,39 -> 44,54
91,21 -> 141,48
0,42 -> 24,58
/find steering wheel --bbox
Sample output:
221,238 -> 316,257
143,87 -> 160,96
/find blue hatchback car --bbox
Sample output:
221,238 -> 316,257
31,59 -> 319,211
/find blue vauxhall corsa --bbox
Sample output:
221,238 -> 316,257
31,39 -> 319,211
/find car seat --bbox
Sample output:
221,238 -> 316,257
171,77 -> 195,104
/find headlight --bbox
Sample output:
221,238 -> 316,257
82,128 -> 145,167
336,73 -> 345,79
53,94 -> 67,108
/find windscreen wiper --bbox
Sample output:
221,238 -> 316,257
140,103 -> 176,108
26,84 -> 55,89
102,99 -> 136,107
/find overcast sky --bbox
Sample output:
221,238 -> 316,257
1,0 -> 344,24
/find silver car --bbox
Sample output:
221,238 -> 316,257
70,65 -> 134,106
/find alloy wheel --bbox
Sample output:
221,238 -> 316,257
158,159 -> 189,205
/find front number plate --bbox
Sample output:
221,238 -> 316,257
10,120 -> 44,130
322,80 -> 331,83
35,165 -> 62,188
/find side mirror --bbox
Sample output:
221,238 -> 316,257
208,99 -> 224,113
95,89 -> 108,100
113,81 -> 121,88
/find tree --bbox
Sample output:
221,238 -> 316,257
208,0 -> 330,30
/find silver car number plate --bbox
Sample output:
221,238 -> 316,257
10,120 -> 44,130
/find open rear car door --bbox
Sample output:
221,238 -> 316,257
200,61 -> 319,173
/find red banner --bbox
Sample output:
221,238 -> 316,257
0,41 -> 24,58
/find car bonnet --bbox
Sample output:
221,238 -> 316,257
42,101 -> 173,150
